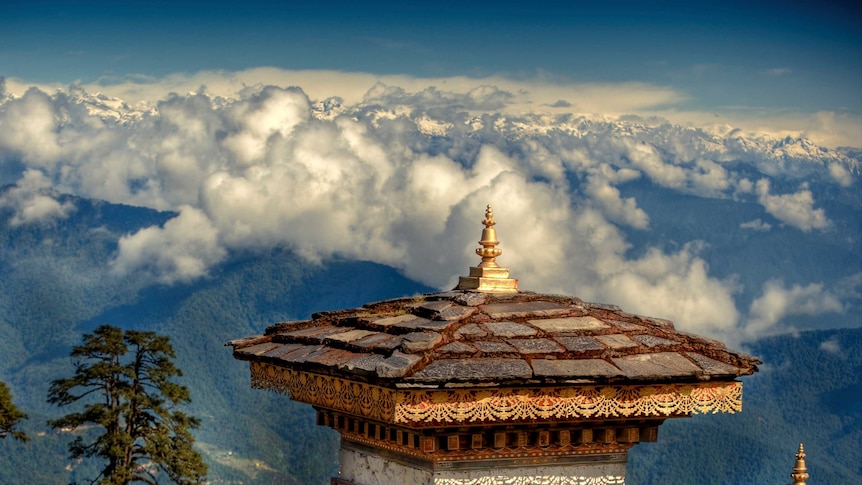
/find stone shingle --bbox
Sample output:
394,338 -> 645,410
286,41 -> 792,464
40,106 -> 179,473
262,343 -> 304,359
531,359 -> 623,379
413,300 -> 453,317
412,319 -> 462,331
413,300 -> 476,322
437,342 -> 476,354
234,341 -> 280,357
482,301 -> 572,319
408,358 -> 533,382
687,352 -> 743,377
401,332 -> 443,353
485,321 -> 537,337
284,325 -> 348,340
507,338 -> 564,354
528,316 -> 609,333
632,334 -> 677,348
554,336 -> 605,352
455,324 -> 487,338
351,333 -> 403,351
376,351 -> 422,378
605,319 -> 647,332
370,314 -> 427,328
473,341 -> 517,353
307,348 -> 364,366
325,329 -> 379,343
283,345 -> 329,364
612,352 -> 701,379
339,354 -> 386,373
596,334 -> 638,349
273,345 -> 324,363
453,292 -> 488,307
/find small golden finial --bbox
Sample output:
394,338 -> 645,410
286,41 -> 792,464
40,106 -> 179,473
790,443 -> 809,485
455,204 -> 518,293
476,205 -> 503,268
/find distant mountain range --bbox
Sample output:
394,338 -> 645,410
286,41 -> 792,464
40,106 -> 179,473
0,194 -> 859,484
72,88 -> 860,174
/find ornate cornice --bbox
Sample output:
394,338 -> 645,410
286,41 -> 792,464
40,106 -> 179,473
249,362 -> 743,426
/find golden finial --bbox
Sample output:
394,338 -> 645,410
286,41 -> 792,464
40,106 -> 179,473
476,205 -> 503,268
455,204 -> 518,293
790,443 -> 809,485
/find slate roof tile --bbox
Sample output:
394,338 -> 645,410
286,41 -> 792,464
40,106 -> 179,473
437,342 -> 476,354
506,338 -> 564,354
687,352 -> 745,377
482,301 -> 572,319
632,334 -> 678,348
531,359 -> 624,379
280,345 -> 328,364
284,325 -> 347,339
528,316 -> 609,333
612,352 -> 701,380
453,292 -> 488,307
227,334 -> 270,349
412,300 -> 475,321
604,319 -> 647,332
351,333 -> 402,351
596,334 -> 639,349
408,358 -> 533,382
262,343 -> 304,359
234,341 -> 280,357
325,329 -> 378,343
434,305 -> 477,322
411,319 -> 461,331
339,354 -> 386,373
485,321 -> 537,337
455,324 -> 487,338
368,314 -> 422,328
376,351 -> 422,378
473,341 -> 517,353
400,332 -> 443,353
555,336 -> 605,352
307,348 -> 365,366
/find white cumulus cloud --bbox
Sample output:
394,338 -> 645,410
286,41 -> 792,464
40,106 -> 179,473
111,206 -> 227,284
0,169 -> 75,226
744,279 -> 844,339
755,179 -> 829,231
740,219 -> 772,231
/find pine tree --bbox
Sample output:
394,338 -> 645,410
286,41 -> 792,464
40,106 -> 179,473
48,325 -> 207,484
0,380 -> 28,442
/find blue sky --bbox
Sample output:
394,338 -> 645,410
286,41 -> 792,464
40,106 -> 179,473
2,0 -> 860,114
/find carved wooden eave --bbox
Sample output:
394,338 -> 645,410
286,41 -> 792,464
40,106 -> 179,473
248,362 -> 744,426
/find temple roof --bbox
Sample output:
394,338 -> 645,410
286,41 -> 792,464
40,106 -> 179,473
229,289 -> 760,388
229,204 -> 759,389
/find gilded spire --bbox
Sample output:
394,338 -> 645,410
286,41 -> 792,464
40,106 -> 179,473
476,205 -> 502,268
455,204 -> 518,293
790,443 -> 809,485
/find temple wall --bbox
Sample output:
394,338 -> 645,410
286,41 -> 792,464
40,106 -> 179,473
337,446 -> 627,485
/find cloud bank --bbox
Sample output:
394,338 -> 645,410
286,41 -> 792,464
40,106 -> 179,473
0,70 -> 858,344
745,279 -> 845,340
0,169 -> 75,226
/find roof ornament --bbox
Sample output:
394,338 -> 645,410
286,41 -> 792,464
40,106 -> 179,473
455,204 -> 519,293
477,204 -> 503,267
790,443 -> 809,485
